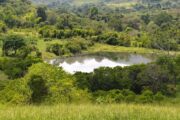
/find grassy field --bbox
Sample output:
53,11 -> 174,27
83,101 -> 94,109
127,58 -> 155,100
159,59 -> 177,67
85,43 -> 180,55
0,104 -> 179,120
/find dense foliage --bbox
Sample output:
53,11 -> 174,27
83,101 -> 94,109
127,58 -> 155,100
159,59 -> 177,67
0,0 -> 179,105
74,56 -> 179,103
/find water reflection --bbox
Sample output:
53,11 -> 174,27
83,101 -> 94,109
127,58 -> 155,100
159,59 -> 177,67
49,52 -> 153,74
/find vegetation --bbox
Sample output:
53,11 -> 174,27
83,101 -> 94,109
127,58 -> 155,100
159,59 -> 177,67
0,0 -> 179,119
0,55 -> 179,104
0,104 -> 179,120
0,0 -> 179,58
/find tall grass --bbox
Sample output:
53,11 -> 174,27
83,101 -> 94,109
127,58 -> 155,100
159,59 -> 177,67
0,104 -> 179,120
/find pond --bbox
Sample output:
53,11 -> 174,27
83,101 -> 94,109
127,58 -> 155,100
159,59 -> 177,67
48,52 -> 153,74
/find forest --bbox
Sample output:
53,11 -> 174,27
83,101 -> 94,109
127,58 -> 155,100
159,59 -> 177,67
0,0 -> 179,120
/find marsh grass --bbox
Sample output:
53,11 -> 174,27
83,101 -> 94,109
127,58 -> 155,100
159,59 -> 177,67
0,104 -> 179,120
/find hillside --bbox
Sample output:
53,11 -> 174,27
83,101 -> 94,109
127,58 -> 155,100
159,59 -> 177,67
0,0 -> 179,119
30,0 -> 180,8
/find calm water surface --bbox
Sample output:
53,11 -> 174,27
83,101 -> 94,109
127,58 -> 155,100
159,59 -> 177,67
49,53 -> 153,74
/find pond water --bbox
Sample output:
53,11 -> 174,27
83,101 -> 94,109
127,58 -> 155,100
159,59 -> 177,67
48,52 -> 153,74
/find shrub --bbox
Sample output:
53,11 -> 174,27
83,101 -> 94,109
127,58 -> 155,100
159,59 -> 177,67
154,92 -> 165,102
0,63 -> 91,104
122,89 -> 136,102
93,90 -> 125,104
2,34 -> 26,57
106,90 -> 124,103
0,79 -> 31,104
66,43 -> 81,54
66,37 -> 92,54
0,21 -> 7,33
0,57 -> 41,79
46,43 -> 64,56
136,90 -> 154,103
28,75 -> 48,103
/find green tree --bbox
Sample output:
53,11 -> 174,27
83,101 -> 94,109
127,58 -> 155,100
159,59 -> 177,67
28,75 -> 48,103
141,14 -> 150,24
89,7 -> 98,19
108,15 -> 123,31
2,35 -> 26,56
154,12 -> 172,27
46,43 -> 64,56
0,21 -> 7,33
138,64 -> 171,94
37,7 -> 47,22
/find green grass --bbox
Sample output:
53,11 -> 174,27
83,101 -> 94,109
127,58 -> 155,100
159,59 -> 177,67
85,43 -> 180,55
37,39 -> 70,59
36,39 -> 56,59
73,0 -> 99,5
106,2 -> 137,9
0,71 -> 8,81
0,104 -> 179,120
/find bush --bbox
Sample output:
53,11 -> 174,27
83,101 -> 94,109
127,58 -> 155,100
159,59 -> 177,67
122,89 -> 136,102
136,90 -> 154,103
0,57 -> 42,79
0,21 -> 7,33
93,90 -> 125,104
46,43 -> 64,56
154,92 -> 165,102
0,79 -> 31,104
28,75 -> 48,103
66,37 -> 92,54
106,90 -> 125,103
106,37 -> 119,45
66,43 -> 81,54
0,63 -> 91,104
2,34 -> 26,57
46,38 -> 93,56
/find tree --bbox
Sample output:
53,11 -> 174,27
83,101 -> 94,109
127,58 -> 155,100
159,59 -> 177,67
154,12 -> 172,27
0,57 -> 42,79
150,28 -> 178,51
37,7 -> 47,22
141,14 -> 150,24
0,21 -> 7,33
2,35 -> 26,56
89,7 -> 98,19
138,64 -> 171,94
28,75 -> 48,103
108,17 -> 123,31
56,14 -> 73,29
106,37 -> 119,45
46,43 -> 64,56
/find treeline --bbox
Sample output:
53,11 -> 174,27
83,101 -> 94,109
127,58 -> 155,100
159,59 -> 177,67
74,56 -> 180,103
0,54 -> 179,104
